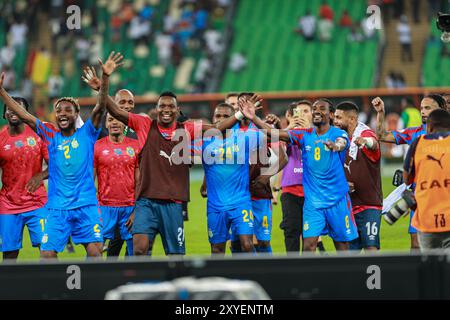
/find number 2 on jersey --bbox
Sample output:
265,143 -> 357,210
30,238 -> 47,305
63,145 -> 71,159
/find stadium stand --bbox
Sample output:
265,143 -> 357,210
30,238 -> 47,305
422,19 -> 450,87
54,0 -> 228,99
220,0 -> 380,92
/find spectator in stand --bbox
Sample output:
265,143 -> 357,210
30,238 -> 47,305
163,11 -> 176,33
194,53 -> 212,92
75,36 -> 90,67
395,72 -> 406,88
347,23 -> 364,42
2,66 -> 16,92
110,14 -> 123,43
0,42 -> 15,68
9,18 -> 28,49
361,16 -> 376,39
319,1 -> 334,21
318,17 -> 334,42
204,28 -> 223,55
155,31 -> 173,67
339,10 -> 353,28
48,72 -> 64,100
120,2 -> 136,24
295,10 -> 316,41
397,15 -> 413,62
385,71 -> 396,88
193,5 -> 209,41
229,51 -> 247,73
139,4 -> 153,21
129,16 -> 152,45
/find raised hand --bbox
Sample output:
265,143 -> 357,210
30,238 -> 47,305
99,51 -> 124,76
249,93 -> 263,110
265,114 -> 281,129
238,96 -> 256,120
81,66 -> 101,91
371,96 -> 385,114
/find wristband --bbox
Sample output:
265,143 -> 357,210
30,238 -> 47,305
364,137 -> 374,149
234,111 -> 244,121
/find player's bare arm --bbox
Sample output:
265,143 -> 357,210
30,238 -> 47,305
91,51 -> 124,129
354,136 -> 379,151
372,96 -> 396,143
324,137 -> 347,152
0,72 -> 37,131
82,65 -> 128,122
25,169 -> 49,193
239,97 -> 291,142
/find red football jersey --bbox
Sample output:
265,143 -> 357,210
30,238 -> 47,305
94,136 -> 140,206
0,125 -> 48,214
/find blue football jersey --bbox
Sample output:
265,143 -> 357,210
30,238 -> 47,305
203,128 -> 263,212
288,126 -> 350,209
392,124 -> 426,145
36,119 -> 101,209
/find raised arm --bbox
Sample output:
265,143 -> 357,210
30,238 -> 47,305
242,96 -> 293,142
90,52 -> 124,128
0,73 -> 37,131
371,96 -> 396,143
82,55 -> 128,126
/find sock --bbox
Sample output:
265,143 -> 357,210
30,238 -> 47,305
317,241 -> 326,252
126,239 -> 133,256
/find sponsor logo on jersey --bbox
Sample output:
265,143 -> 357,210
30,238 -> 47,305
71,139 -> 79,149
102,149 -> 110,155
4,144 -> 11,151
126,146 -> 135,157
27,137 -> 36,147
305,145 -> 312,152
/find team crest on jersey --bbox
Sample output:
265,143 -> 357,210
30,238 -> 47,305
71,139 -> 79,149
126,147 -> 135,157
42,234 -> 48,244
14,140 -> 24,148
114,148 -> 123,155
304,222 -> 309,231
27,137 -> 37,147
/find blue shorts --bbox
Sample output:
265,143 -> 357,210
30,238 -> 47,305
303,194 -> 358,242
349,209 -> 381,250
40,205 -> 103,253
409,210 -> 417,234
0,207 -> 48,252
207,202 -> 254,244
100,206 -> 134,241
252,199 -> 272,241
132,198 -> 185,255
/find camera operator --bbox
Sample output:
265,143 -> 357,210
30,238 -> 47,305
403,109 -> 450,250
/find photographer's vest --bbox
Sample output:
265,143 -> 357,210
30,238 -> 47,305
136,121 -> 190,202
412,135 -> 450,232
344,145 -> 382,208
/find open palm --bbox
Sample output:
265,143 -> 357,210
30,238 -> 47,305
81,66 -> 101,91
99,51 -> 124,76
